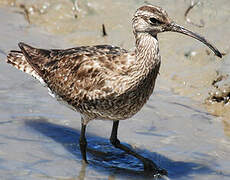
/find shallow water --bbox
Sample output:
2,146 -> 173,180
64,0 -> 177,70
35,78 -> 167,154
0,0 -> 230,179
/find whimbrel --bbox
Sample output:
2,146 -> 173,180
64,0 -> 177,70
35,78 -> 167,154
6,5 -> 221,176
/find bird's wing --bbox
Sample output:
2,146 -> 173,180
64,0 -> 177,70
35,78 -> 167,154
17,42 -> 134,108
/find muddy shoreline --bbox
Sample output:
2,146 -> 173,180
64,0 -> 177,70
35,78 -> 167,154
0,1 -> 230,179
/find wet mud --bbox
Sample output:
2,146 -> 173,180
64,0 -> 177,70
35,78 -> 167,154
0,0 -> 230,179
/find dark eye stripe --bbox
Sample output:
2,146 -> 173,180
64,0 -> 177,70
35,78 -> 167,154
149,17 -> 163,24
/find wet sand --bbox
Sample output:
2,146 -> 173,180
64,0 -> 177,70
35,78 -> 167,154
0,0 -> 230,179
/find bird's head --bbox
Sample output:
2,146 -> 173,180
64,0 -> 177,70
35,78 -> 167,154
132,5 -> 222,58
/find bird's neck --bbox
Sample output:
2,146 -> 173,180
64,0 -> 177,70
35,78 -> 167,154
124,32 -> 161,98
133,32 -> 160,74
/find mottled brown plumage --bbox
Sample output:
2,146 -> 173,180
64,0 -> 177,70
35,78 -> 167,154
6,5 -> 221,176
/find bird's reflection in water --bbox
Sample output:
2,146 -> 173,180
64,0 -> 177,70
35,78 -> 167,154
76,162 -> 86,180
25,118 -> 227,180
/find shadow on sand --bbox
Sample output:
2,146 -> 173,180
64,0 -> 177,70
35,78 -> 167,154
25,118 -> 228,180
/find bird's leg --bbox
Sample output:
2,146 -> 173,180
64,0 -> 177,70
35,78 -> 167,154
79,122 -> 88,163
110,121 -> 167,176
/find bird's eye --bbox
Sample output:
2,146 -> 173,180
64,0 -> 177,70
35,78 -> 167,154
149,17 -> 162,25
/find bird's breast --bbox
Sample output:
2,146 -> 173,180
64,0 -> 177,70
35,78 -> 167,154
79,60 -> 161,121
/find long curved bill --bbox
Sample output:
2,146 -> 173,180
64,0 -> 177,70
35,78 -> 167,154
168,23 -> 222,58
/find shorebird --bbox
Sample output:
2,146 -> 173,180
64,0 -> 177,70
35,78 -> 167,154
6,5 -> 221,176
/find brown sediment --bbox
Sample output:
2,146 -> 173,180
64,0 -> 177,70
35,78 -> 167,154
19,4 -> 30,24
102,24 -> 107,37
184,1 -> 204,28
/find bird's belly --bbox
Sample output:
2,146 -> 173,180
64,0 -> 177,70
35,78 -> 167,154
47,83 -> 155,121
47,84 -> 153,121
46,62 -> 159,121
80,83 -> 156,121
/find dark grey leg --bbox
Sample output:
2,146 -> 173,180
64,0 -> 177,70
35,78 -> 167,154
79,122 -> 88,163
110,120 -> 167,175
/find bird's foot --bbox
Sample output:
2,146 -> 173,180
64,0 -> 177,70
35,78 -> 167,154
143,159 -> 167,177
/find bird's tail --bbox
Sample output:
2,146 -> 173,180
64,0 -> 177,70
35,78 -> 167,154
6,50 -> 45,85
7,50 -> 32,73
